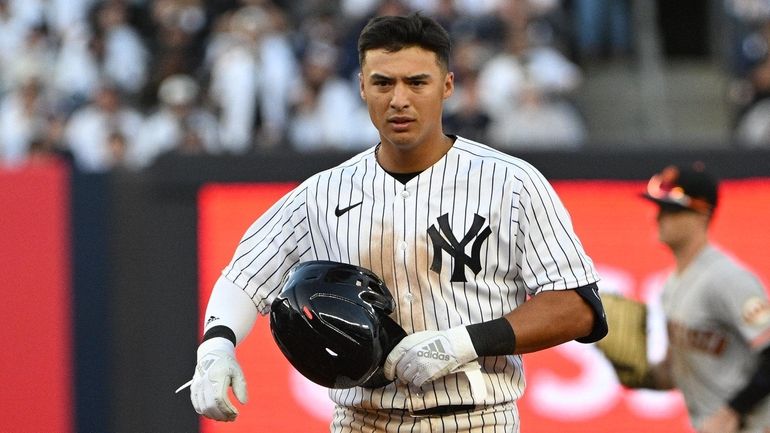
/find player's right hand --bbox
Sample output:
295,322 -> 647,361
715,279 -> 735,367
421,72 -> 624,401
383,326 -> 478,387
190,337 -> 248,421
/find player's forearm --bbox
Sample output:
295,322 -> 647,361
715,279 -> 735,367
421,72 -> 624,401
201,275 -> 259,345
505,289 -> 595,354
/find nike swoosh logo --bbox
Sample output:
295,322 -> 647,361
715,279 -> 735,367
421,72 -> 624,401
335,201 -> 363,217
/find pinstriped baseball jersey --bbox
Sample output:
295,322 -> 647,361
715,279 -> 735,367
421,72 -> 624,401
222,135 -> 599,413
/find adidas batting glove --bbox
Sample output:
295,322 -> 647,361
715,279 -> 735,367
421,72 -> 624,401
384,326 -> 478,387
190,337 -> 248,421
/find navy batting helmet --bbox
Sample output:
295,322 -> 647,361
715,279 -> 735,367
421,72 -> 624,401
269,261 -> 406,389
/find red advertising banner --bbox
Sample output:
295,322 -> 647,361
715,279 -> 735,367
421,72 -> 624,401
198,179 -> 770,433
0,162 -> 72,433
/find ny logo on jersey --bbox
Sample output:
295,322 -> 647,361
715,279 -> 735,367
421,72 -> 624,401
427,213 -> 492,282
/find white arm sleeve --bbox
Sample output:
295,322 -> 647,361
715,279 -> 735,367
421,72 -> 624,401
203,275 -> 259,345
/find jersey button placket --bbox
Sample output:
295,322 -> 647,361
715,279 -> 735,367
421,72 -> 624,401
399,185 -> 426,333
398,188 -> 413,308
392,186 -> 411,330
394,188 -> 410,263
398,190 -> 410,253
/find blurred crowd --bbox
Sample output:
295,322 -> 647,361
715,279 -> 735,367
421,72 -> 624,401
727,0 -> 770,147
0,0 -> 767,173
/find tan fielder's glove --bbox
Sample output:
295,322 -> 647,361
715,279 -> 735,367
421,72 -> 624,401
595,294 -> 655,388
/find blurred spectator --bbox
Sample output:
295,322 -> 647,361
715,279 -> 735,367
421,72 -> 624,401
90,0 -> 149,96
141,0 -> 208,108
724,0 -> 770,78
443,70 -> 491,143
27,115 -> 74,166
488,82 -> 586,149
731,15 -> 770,146
478,3 -> 582,110
206,3 -> 298,152
444,38 -> 493,142
340,0 -> 380,19
734,98 -> 770,147
131,74 -> 219,169
46,0 -> 96,38
51,23 -> 101,111
477,3 -> 585,148
418,0 -> 459,29
0,0 -> 27,92
287,41 -> 377,152
63,83 -> 143,172
402,0 -> 505,17
724,2 -> 770,120
5,0 -> 45,33
7,23 -> 57,92
570,0 -> 633,62
0,77 -> 51,166
255,4 -> 301,149
454,0 -> 505,16
205,6 -> 263,153
747,34 -> 770,102
49,2 -> 147,113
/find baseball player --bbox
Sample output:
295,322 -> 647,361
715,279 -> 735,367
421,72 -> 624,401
638,165 -> 770,433
183,13 -> 607,432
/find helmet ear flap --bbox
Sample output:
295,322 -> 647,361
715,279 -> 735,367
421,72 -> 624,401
359,314 -> 407,388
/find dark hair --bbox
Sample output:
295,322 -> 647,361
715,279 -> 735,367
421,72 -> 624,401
357,13 -> 451,70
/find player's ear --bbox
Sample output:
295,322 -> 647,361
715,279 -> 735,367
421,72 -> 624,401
359,72 -> 366,101
443,71 -> 454,100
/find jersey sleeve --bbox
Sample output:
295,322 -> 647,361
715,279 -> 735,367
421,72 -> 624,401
711,268 -> 770,351
512,166 -> 599,295
221,186 -> 311,315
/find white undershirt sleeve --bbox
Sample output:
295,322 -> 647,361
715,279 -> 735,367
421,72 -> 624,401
203,275 -> 259,345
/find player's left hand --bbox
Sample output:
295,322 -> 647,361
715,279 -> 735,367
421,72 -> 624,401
697,406 -> 740,433
384,326 -> 478,387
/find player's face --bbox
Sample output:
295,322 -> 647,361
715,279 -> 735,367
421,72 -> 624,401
655,207 -> 706,248
359,46 -> 453,153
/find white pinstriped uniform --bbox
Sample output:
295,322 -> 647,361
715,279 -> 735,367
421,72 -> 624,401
222,136 -> 599,432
